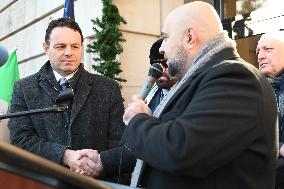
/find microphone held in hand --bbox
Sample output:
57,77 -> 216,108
140,63 -> 163,100
0,45 -> 9,67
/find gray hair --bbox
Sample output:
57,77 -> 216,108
259,30 -> 284,43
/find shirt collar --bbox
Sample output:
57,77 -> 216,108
161,88 -> 169,96
53,69 -> 78,82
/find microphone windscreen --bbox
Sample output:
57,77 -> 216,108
148,63 -> 163,79
0,45 -> 9,67
56,88 -> 74,104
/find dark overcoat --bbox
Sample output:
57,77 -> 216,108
121,47 -> 278,189
8,62 -> 125,163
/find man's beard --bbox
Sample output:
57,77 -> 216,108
168,46 -> 187,80
157,74 -> 175,89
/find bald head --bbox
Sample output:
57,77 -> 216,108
159,1 -> 223,79
165,1 -> 222,43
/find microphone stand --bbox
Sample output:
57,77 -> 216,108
0,88 -> 74,120
0,104 -> 67,120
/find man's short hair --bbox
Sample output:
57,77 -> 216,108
45,17 -> 84,45
260,30 -> 284,43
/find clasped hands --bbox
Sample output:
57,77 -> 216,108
62,149 -> 103,178
62,95 -> 152,177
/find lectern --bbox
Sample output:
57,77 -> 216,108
0,141 -> 131,189
0,90 -> 133,188
0,141 -> 106,188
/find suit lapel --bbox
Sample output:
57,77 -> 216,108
69,70 -> 92,126
38,62 -> 60,103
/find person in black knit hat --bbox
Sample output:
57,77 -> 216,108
146,38 -> 177,112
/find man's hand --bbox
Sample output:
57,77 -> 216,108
280,145 -> 284,157
123,95 -> 152,125
76,152 -> 104,178
62,149 -> 101,177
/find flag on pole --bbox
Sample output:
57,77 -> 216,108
0,50 -> 19,106
63,0 -> 75,20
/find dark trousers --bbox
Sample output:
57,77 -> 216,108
276,157 -> 284,189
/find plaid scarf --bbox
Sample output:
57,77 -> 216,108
153,31 -> 236,117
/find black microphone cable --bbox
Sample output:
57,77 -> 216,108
117,145 -> 125,183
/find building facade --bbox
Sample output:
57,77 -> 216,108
1,0 -> 283,103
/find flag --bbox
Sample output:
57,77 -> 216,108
0,50 -> 19,106
63,0 -> 75,20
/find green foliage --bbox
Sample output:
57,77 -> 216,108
86,0 -> 127,84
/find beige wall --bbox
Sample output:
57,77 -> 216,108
0,0 -> 184,104
114,0 -> 183,103
0,0 -> 102,78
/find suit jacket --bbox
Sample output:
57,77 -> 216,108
8,61 -> 125,163
121,47 -> 278,189
147,85 -> 164,112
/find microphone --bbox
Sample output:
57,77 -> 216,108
0,84 -> 74,121
56,88 -> 74,104
140,63 -> 163,100
0,45 -> 9,67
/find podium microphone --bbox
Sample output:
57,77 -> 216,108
0,45 -> 9,67
0,84 -> 74,120
56,88 -> 74,104
140,63 -> 163,100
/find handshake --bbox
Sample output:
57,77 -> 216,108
62,149 -> 103,178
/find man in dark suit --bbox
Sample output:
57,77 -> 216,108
120,2 -> 278,189
8,17 -> 125,178
256,31 -> 284,189
145,38 -> 176,112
